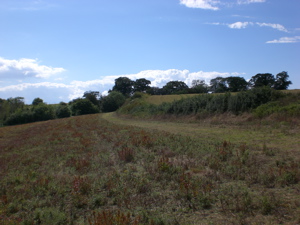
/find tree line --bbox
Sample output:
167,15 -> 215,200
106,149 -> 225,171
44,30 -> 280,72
110,71 -> 292,96
0,71 -> 292,126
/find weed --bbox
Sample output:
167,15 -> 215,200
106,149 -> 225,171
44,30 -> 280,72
118,146 -> 135,163
88,210 -> 140,225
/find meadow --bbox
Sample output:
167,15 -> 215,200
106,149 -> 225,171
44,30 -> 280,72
0,110 -> 299,224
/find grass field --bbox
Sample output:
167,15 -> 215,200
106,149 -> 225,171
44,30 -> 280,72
0,113 -> 300,224
144,89 -> 300,106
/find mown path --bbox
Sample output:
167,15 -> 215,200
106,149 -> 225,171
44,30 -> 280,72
101,112 -> 300,153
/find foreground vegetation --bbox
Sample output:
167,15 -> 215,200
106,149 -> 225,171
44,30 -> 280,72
1,112 -> 300,224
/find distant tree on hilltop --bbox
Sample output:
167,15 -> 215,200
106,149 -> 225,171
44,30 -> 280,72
249,73 -> 275,88
274,71 -> 292,90
112,77 -> 134,96
32,97 -> 44,106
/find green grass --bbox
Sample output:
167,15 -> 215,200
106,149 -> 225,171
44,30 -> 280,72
146,94 -> 201,105
145,89 -> 300,106
1,113 -> 300,224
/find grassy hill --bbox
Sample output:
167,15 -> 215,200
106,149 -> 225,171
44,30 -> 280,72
145,89 -> 300,105
1,111 -> 300,224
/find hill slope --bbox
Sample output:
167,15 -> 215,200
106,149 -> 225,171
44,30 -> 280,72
0,114 -> 300,224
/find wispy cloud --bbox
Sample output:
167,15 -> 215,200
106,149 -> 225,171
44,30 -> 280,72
180,0 -> 266,10
0,69 -> 243,104
266,36 -> 300,44
0,57 -> 65,79
209,21 -> 288,32
256,23 -> 288,32
179,0 -> 220,10
237,0 -> 266,4
228,22 -> 253,29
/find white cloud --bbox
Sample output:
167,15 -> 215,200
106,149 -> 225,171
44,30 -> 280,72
228,22 -> 253,29
180,0 -> 266,10
0,69 -> 244,104
179,0 -> 220,10
266,36 -> 300,44
257,23 -> 288,32
211,21 -> 288,32
237,0 -> 266,4
0,57 -> 65,79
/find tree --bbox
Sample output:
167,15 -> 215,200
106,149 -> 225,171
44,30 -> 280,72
274,71 -> 292,90
112,77 -> 134,96
32,98 -> 44,106
83,91 -> 100,106
56,102 -> 71,118
190,80 -> 208,93
146,87 -> 167,95
163,81 -> 189,94
32,103 -> 56,122
209,77 -> 227,93
70,99 -> 100,116
101,91 -> 126,112
7,97 -> 25,113
225,77 -> 248,92
133,78 -> 151,93
249,73 -> 275,88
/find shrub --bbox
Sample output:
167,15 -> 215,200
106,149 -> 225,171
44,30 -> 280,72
4,109 -> 34,125
32,103 -> 56,121
101,91 -> 126,112
56,103 -> 72,118
71,98 -> 100,116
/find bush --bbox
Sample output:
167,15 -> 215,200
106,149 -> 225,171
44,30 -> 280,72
101,91 -> 126,112
71,99 -> 100,116
4,109 -> 34,125
56,103 -> 72,118
32,103 -> 56,121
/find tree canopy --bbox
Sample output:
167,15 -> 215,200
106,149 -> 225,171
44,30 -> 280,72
249,73 -> 275,88
274,71 -> 292,90
101,91 -> 126,112
112,77 -> 134,96
133,78 -> 151,93
32,97 -> 44,106
163,81 -> 189,94
225,76 -> 248,92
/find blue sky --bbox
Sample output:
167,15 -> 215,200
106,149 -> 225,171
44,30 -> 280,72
0,0 -> 299,104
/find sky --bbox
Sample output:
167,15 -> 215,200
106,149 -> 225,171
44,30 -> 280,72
0,0 -> 299,104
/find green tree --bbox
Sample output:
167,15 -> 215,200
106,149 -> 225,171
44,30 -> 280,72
101,91 -> 126,112
249,73 -> 275,88
163,81 -> 189,94
32,97 -> 44,106
70,99 -> 100,116
32,103 -> 56,122
146,87 -> 166,95
190,80 -> 208,93
274,71 -> 292,90
225,77 -> 248,92
0,99 -> 10,125
7,97 -> 25,113
83,91 -> 100,106
112,77 -> 134,96
133,78 -> 151,93
209,77 -> 227,93
56,102 -> 72,118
